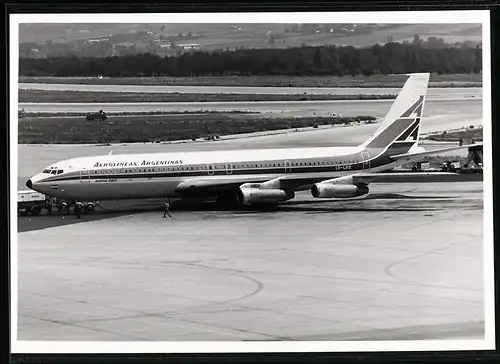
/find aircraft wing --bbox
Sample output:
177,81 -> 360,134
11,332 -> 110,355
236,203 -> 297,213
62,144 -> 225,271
390,143 -> 482,164
176,172 -> 360,195
175,170 -> 460,198
174,145 -> 480,196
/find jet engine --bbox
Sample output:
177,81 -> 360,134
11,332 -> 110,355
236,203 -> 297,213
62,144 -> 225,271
311,183 -> 369,199
237,187 -> 295,205
84,202 -> 95,213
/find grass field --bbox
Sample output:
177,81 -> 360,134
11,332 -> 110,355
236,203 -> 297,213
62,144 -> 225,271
19,113 -> 376,144
18,90 -> 397,103
19,73 -> 482,88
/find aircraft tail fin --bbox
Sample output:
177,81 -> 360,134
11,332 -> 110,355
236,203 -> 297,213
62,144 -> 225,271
361,73 -> 429,153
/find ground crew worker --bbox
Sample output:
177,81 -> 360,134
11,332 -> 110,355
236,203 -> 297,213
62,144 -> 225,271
45,197 -> 52,214
60,201 -> 68,218
75,201 -> 83,219
163,198 -> 172,218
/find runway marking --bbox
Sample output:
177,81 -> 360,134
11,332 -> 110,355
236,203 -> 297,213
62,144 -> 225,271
20,296 -> 289,340
383,238 -> 479,287
21,314 -> 149,341
110,315 -> 289,341
290,320 -> 485,341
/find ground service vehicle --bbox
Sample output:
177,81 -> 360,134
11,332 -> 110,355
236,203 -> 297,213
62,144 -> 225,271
18,190 -> 47,215
86,110 -> 107,121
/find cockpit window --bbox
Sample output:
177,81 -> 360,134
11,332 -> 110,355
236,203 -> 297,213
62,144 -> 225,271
51,170 -> 57,175
43,169 -> 50,173
57,170 -> 63,174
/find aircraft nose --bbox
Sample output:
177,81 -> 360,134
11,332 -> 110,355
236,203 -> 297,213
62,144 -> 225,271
26,179 -> 32,189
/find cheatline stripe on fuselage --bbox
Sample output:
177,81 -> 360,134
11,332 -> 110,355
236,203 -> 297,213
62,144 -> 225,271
38,145 -> 411,184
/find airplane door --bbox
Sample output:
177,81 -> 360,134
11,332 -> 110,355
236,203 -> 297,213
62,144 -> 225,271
80,168 -> 91,183
225,162 -> 233,175
207,163 -> 215,176
361,151 -> 370,171
285,160 -> 292,174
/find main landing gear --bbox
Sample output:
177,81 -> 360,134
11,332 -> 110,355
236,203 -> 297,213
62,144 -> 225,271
216,192 -> 240,209
57,200 -> 97,216
215,192 -> 279,211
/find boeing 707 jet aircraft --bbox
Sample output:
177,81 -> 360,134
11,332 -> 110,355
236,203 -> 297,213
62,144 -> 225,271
26,73 -> 481,210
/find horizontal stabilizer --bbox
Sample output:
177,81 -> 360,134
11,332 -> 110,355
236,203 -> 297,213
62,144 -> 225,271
390,143 -> 483,163
320,171 -> 459,185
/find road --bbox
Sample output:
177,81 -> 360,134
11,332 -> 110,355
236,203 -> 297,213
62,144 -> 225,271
19,97 -> 482,119
18,83 -> 482,99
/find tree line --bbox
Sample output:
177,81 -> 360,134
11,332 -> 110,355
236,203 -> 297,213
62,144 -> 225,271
19,42 -> 482,78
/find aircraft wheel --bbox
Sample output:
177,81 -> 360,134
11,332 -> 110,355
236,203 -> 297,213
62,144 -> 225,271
216,192 -> 240,209
31,207 -> 41,215
252,203 -> 279,211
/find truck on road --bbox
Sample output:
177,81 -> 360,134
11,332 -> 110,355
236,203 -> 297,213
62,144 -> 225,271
86,109 -> 107,121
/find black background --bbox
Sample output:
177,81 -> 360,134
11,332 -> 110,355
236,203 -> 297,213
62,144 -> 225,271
4,1 -> 500,363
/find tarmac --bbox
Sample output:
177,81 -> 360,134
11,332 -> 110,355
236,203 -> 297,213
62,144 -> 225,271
17,182 -> 484,341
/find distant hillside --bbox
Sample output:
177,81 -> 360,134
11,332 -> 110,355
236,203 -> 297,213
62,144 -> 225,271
19,23 -> 481,58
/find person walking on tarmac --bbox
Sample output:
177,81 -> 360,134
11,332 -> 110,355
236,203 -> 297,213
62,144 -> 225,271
75,201 -> 83,219
60,201 -> 68,219
45,196 -> 52,214
163,198 -> 172,218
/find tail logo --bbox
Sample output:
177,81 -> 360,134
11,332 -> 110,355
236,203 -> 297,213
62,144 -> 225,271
401,95 -> 425,118
395,118 -> 420,142
393,95 -> 424,143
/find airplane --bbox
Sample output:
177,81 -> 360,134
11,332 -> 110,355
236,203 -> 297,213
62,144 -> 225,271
26,73 -> 482,211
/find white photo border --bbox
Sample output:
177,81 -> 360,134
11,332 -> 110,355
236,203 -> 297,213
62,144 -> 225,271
9,9 -> 494,354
